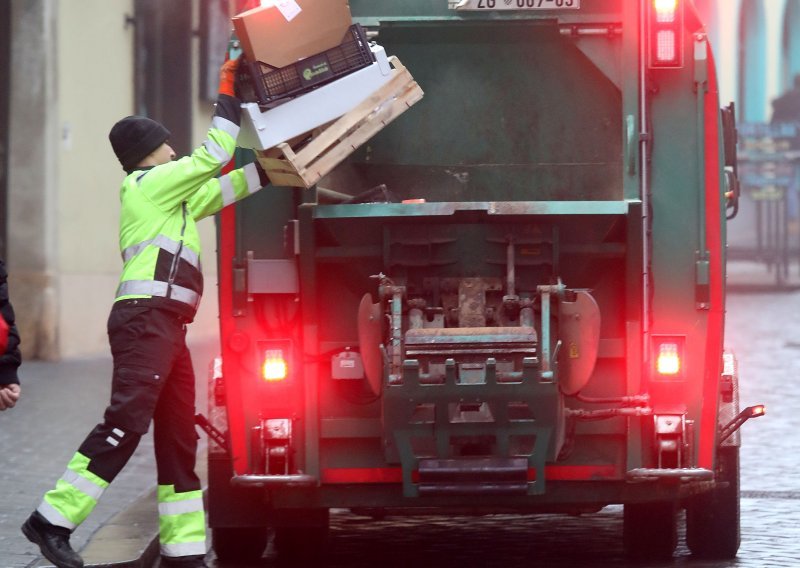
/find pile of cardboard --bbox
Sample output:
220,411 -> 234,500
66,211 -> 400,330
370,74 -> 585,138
232,0 -> 423,188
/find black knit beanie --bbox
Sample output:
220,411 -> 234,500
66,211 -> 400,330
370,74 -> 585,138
109,116 -> 171,172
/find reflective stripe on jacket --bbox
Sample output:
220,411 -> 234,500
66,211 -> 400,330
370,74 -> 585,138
115,95 -> 264,318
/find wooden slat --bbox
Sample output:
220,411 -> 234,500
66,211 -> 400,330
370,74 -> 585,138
303,81 -> 424,186
255,55 -> 424,188
294,59 -> 412,165
265,170 -> 306,187
257,156 -> 293,170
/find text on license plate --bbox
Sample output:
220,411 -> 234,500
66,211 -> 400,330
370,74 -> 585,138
452,0 -> 581,10
449,0 -> 581,10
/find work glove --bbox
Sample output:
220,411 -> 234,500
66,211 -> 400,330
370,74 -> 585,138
218,56 -> 240,98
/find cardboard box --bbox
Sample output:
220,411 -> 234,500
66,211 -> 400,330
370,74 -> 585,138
233,0 -> 353,69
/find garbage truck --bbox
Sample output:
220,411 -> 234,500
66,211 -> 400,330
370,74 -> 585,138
201,0 -> 763,562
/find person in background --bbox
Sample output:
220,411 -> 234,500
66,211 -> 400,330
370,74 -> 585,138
0,258 -> 21,410
21,56 -> 267,568
771,74 -> 800,234
771,74 -> 800,126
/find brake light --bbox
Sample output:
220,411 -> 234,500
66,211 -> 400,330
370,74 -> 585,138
652,336 -> 685,379
654,0 -> 678,21
262,349 -> 288,381
656,343 -> 681,375
648,0 -> 684,68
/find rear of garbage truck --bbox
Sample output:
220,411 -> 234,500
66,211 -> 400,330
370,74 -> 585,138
205,0 -> 761,562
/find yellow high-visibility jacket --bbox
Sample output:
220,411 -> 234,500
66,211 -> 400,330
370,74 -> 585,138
115,95 -> 266,319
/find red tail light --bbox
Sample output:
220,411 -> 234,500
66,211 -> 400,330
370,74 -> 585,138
262,348 -> 288,382
656,343 -> 681,375
652,336 -> 685,379
654,0 -> 678,21
648,0 -> 684,68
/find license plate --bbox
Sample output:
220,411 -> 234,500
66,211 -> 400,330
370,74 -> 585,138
451,0 -> 581,10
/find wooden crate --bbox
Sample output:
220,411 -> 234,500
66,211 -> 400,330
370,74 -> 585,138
255,56 -> 424,188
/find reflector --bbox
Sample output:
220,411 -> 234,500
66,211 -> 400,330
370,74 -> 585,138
656,31 -> 676,62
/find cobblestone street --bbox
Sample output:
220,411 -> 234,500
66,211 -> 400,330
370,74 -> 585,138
1,280 -> 799,567
208,497 -> 800,568
0,338 -> 214,568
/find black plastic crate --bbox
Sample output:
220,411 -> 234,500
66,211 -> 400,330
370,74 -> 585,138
237,24 -> 375,107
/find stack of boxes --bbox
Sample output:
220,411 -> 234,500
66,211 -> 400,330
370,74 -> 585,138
231,0 -> 423,188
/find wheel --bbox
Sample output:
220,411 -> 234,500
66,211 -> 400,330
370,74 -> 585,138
686,446 -> 740,559
623,500 -> 678,560
212,526 -> 269,562
273,508 -> 329,564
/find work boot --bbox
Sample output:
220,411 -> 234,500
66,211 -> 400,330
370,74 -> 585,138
160,555 -> 208,567
21,511 -> 84,568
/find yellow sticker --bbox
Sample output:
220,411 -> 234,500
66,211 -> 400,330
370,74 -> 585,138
569,343 -> 579,359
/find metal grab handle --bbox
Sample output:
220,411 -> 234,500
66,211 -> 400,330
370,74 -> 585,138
719,405 -> 765,443
195,413 -> 229,453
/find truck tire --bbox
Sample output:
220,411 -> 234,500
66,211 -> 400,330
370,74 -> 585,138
623,501 -> 678,560
686,446 -> 740,559
211,526 -> 269,562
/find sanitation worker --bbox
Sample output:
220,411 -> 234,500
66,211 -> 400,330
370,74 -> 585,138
0,258 -> 21,410
21,57 -> 265,568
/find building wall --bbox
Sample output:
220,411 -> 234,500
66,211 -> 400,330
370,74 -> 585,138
8,0 -> 222,360
190,1 -> 222,355
784,1 -> 800,91
57,1 -> 135,358
7,0 -> 60,360
710,0 -> 798,123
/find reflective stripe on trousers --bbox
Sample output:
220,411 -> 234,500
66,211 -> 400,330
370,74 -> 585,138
158,485 -> 207,557
37,452 -> 110,530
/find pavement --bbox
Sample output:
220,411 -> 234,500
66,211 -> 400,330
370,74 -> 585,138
0,257 -> 796,568
726,258 -> 800,291
0,335 -> 217,568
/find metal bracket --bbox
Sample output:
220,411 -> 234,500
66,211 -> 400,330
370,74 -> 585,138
376,276 -> 405,384
231,474 -> 317,488
537,281 -> 566,381
654,414 -> 686,468
263,418 -> 293,476
626,468 -> 713,482
719,405 -> 765,444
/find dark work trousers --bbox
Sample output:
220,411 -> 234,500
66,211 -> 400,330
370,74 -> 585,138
76,300 -> 200,493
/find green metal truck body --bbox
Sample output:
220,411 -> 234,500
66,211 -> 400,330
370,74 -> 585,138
206,0 -> 755,561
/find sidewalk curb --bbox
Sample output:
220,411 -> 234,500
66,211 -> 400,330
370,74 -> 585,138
34,487 -> 161,568
81,486 -> 161,568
